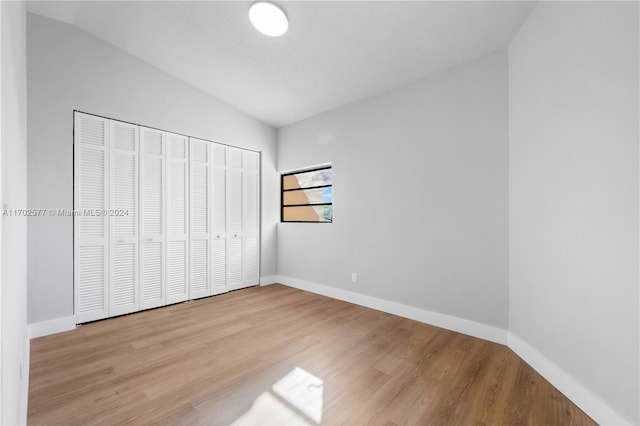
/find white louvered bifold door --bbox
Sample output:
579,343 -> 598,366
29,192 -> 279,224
74,112 -> 110,323
166,132 -> 189,304
189,138 -> 211,299
243,150 -> 260,287
211,144 -> 227,295
226,147 -> 244,291
140,127 -> 166,310
110,121 -> 139,317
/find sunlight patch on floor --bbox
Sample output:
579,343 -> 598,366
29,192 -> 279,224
231,392 -> 311,425
272,367 -> 324,424
232,367 -> 324,425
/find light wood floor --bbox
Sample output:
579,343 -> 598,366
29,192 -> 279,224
29,284 -> 595,425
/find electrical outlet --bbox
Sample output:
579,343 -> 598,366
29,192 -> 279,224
351,272 -> 357,283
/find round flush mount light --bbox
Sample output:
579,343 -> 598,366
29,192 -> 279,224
249,1 -> 289,37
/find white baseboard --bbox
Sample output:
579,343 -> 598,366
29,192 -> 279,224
259,275 -> 279,286
508,333 -> 631,426
28,315 -> 76,339
276,275 -> 508,345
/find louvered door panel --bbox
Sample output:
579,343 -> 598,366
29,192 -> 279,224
243,160 -> 259,234
112,152 -> 137,237
227,169 -> 242,234
77,245 -> 106,319
166,132 -> 189,303
226,237 -> 243,290
190,239 -> 209,297
110,120 -> 139,316
243,172 -> 259,233
191,163 -> 209,234
226,164 -> 243,291
112,243 -> 136,309
190,138 -> 211,299
212,167 -> 226,234
226,148 -> 244,255
211,144 -> 227,234
79,149 -> 106,239
211,143 -> 227,295
142,242 -> 163,303
74,112 -> 109,323
243,236 -> 259,284
211,237 -> 226,294
140,127 -> 166,309
167,240 -> 187,299
242,150 -> 260,287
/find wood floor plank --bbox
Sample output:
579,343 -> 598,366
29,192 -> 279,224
28,284 -> 596,425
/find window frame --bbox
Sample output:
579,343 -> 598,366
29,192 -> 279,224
281,165 -> 333,223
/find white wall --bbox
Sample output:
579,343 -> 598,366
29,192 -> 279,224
509,2 -> 639,424
1,1 -> 29,424
24,4 -> 640,424
278,51 -> 509,329
26,13 -> 278,325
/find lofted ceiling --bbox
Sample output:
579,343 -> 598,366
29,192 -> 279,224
27,1 -> 536,128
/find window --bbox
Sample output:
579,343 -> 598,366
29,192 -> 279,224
281,166 -> 332,223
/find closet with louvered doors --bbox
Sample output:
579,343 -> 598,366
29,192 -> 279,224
74,112 -> 261,324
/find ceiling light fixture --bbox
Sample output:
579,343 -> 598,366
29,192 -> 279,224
249,1 -> 289,37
